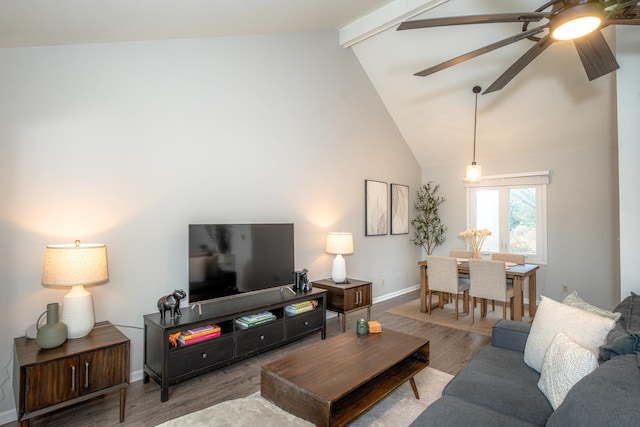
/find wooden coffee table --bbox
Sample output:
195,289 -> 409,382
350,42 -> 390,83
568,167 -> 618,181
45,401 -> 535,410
261,329 -> 430,427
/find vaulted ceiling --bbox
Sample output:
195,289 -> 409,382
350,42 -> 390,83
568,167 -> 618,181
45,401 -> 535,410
2,0 -> 635,171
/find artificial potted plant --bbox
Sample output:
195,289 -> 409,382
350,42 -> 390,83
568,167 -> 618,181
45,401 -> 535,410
411,182 -> 447,255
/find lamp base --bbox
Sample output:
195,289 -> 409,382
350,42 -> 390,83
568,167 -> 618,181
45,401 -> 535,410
331,254 -> 349,284
61,285 -> 95,339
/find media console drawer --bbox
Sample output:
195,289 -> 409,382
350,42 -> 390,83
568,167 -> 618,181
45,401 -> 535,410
168,334 -> 234,379
236,321 -> 284,355
286,310 -> 324,339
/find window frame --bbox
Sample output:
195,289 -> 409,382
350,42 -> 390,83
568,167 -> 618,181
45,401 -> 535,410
464,171 -> 549,265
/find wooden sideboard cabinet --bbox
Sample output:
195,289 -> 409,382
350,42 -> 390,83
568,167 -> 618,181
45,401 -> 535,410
13,321 -> 130,426
312,278 -> 372,332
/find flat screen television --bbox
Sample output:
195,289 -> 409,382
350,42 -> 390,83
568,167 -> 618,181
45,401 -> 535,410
188,223 -> 295,303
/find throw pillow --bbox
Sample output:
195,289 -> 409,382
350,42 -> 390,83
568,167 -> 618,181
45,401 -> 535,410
524,296 -> 615,372
562,291 -> 621,321
537,332 -> 598,409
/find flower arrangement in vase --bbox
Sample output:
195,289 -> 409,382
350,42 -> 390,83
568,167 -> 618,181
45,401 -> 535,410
459,228 -> 492,259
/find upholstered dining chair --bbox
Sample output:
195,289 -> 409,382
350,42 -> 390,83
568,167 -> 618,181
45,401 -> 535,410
450,250 -> 472,259
450,250 -> 472,282
468,259 -> 514,324
492,252 -> 525,311
426,256 -> 469,320
491,253 -> 525,264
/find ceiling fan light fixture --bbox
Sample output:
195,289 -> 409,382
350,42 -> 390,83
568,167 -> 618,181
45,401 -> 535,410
550,2 -> 604,41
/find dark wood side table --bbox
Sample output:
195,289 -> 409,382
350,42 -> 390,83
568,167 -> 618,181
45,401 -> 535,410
13,321 -> 130,426
312,278 -> 372,332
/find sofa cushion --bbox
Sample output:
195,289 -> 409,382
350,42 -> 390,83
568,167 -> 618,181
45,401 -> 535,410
600,292 -> 640,362
546,353 -> 640,427
537,332 -> 598,409
442,346 -> 553,426
409,395 -> 540,427
562,291 -> 621,321
614,292 -> 640,332
524,296 -> 615,372
491,319 -> 531,352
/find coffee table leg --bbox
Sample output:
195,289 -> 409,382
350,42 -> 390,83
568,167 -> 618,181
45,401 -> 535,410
409,377 -> 420,399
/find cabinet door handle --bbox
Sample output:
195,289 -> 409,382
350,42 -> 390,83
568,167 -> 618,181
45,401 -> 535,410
260,335 -> 265,341
85,362 -> 89,388
71,366 -> 76,392
201,353 -> 208,359
303,321 -> 309,326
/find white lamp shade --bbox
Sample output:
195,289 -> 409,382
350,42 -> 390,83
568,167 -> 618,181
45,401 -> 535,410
325,232 -> 354,255
42,242 -> 109,339
42,243 -> 109,286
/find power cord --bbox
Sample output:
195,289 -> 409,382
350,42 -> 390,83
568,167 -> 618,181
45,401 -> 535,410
0,353 -> 12,404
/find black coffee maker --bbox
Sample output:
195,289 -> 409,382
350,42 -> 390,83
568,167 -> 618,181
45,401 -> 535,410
293,269 -> 311,292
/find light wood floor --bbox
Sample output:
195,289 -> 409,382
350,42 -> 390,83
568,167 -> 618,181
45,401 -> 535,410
5,290 -> 490,427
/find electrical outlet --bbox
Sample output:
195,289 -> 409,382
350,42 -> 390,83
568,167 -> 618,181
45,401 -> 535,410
381,278 -> 385,286
562,285 -> 569,293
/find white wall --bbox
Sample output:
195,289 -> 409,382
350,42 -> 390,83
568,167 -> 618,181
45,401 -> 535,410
0,31 -> 421,417
617,26 -> 640,299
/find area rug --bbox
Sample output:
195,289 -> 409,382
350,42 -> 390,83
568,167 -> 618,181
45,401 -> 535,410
386,298 -> 531,337
156,367 -> 453,427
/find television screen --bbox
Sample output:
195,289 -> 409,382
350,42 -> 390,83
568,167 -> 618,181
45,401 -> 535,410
188,223 -> 294,303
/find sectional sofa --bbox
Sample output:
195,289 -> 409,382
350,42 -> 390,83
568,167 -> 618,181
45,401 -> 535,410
410,292 -> 640,426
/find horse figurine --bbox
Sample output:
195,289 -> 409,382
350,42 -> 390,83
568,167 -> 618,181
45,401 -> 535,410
157,289 -> 187,321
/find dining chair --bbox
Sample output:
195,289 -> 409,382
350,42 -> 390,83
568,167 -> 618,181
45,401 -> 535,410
450,250 -> 472,283
450,250 -> 472,259
426,255 -> 470,320
492,253 -> 525,312
491,253 -> 525,264
468,259 -> 514,324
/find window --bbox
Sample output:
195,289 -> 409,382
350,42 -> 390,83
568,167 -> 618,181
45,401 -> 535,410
465,171 -> 549,264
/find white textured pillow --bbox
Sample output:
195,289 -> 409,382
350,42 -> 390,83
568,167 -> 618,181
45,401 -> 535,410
524,296 -> 615,372
562,291 -> 621,321
538,332 -> 598,409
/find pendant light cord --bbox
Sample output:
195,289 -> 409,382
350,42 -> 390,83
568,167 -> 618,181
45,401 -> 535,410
472,85 -> 481,164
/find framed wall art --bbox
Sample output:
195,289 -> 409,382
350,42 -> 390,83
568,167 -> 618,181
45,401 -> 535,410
390,184 -> 409,235
365,180 -> 388,236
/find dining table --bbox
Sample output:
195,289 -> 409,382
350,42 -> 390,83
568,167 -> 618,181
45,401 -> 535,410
417,259 -> 540,322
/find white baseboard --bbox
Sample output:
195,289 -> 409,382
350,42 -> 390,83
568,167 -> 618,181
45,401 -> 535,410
0,409 -> 15,425
373,284 -> 420,305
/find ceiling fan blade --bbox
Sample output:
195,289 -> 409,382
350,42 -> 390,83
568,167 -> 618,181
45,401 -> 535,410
414,26 -> 547,77
484,35 -> 554,94
607,17 -> 640,24
398,12 -> 550,30
573,30 -> 620,81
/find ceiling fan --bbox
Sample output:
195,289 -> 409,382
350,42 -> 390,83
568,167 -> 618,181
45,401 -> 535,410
397,0 -> 640,94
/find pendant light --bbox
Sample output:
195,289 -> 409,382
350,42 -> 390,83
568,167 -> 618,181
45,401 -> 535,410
465,85 -> 482,183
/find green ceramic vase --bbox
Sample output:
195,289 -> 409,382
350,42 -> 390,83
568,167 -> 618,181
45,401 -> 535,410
36,303 -> 68,349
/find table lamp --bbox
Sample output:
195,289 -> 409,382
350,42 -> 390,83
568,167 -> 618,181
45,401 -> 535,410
42,240 -> 109,339
325,232 -> 354,284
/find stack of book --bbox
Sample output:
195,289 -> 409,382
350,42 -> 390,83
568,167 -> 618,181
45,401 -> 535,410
235,311 -> 276,329
368,321 -> 382,334
285,301 -> 314,315
178,324 -> 221,346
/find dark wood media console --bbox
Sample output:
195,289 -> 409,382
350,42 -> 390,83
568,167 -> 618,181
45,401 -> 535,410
143,287 -> 327,401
